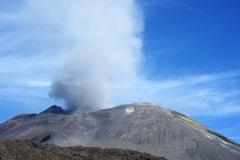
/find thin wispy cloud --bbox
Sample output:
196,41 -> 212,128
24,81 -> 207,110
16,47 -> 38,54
141,0 -> 204,16
111,71 -> 240,117
176,2 -> 204,16
0,54 -> 52,85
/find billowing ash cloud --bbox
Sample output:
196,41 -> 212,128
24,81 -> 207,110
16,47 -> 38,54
44,0 -> 144,112
49,71 -> 108,112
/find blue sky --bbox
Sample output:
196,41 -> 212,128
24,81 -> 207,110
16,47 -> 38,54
140,0 -> 240,143
0,0 -> 240,144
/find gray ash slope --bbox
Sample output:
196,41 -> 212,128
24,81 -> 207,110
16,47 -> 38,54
0,113 -> 36,134
0,102 -> 240,160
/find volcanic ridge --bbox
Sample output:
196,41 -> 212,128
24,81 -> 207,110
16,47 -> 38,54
0,102 -> 240,160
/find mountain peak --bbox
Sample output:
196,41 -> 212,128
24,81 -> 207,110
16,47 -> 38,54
39,105 -> 68,114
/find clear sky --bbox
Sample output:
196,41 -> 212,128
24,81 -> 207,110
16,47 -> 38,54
0,0 -> 240,144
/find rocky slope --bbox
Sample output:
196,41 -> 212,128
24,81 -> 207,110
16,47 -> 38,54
0,140 -> 166,160
0,113 -> 36,134
0,103 -> 240,160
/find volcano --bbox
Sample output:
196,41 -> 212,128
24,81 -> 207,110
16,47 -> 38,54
0,102 -> 240,160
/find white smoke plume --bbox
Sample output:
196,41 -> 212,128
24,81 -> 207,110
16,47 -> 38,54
1,0 -> 240,117
41,0 -> 144,112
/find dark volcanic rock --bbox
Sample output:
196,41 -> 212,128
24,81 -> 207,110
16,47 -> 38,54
0,140 -> 167,160
0,103 -> 240,160
39,105 -> 69,114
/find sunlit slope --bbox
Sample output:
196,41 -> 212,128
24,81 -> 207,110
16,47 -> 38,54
170,110 -> 239,147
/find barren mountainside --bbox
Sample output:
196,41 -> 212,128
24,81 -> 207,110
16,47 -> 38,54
0,103 -> 240,160
0,113 -> 36,134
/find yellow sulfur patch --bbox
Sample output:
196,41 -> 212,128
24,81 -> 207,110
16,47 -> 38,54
177,115 -> 209,130
125,107 -> 134,114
